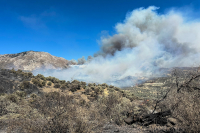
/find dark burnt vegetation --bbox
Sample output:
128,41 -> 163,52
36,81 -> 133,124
156,68 -> 200,132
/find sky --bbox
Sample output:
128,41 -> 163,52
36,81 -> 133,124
1,0 -> 200,61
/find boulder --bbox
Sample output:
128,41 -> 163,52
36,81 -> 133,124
167,117 -> 178,126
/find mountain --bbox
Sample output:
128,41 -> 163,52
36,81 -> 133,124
0,51 -> 70,71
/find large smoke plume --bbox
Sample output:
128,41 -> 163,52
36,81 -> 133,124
34,6 -> 200,87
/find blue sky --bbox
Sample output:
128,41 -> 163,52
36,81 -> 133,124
0,0 -> 200,60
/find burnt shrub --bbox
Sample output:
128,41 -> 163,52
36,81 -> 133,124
158,69 -> 200,132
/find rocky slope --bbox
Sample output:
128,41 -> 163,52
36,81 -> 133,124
0,51 -> 69,71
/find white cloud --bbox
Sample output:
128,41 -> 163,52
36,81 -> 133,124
20,15 -> 46,30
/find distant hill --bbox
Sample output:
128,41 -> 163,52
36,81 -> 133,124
0,51 -> 70,71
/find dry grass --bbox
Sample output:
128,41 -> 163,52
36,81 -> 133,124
2,68 -> 200,132
0,88 -> 137,133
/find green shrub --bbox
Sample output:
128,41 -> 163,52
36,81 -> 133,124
11,68 -> 16,73
90,86 -> 95,90
32,78 -> 43,87
27,72 -> 33,78
123,91 -> 137,101
102,86 -> 106,89
50,77 -> 59,83
94,87 -> 100,94
30,93 -> 37,99
6,94 -> 19,103
108,88 -> 115,92
85,87 -> 93,95
42,81 -> 46,86
19,81 -> 30,90
45,91 -> 60,99
114,87 -> 121,91
60,85 -> 67,90
46,76 -> 51,81
47,81 -> 52,86
88,83 -> 93,87
97,86 -> 104,94
46,76 -> 56,82
81,81 -> 86,86
17,69 -> 23,74
15,91 -> 26,98
36,74 -> 46,80
0,93 -> 5,96
32,78 -> 40,85
71,80 -> 80,84
102,83 -> 108,87
70,84 -> 81,92
54,83 -> 61,88
60,80 -> 66,84
109,85 -> 114,88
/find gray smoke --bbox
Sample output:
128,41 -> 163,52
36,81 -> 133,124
87,56 -> 93,63
67,59 -> 77,65
34,6 -> 200,87
77,56 -> 86,65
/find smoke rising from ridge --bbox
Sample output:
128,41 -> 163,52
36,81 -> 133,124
34,6 -> 200,87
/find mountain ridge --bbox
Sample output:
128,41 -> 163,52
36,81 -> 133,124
0,51 -> 70,71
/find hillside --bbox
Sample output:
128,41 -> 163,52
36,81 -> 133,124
0,51 -> 69,71
1,68 -> 198,132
